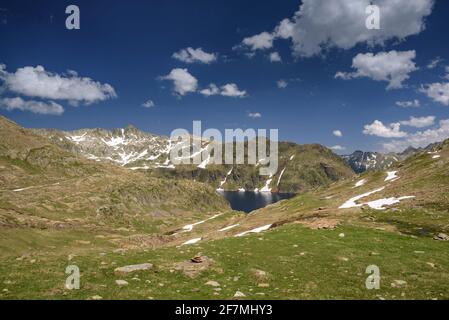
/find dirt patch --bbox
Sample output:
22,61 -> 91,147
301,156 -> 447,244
173,256 -> 215,278
296,218 -> 340,230
115,234 -> 172,249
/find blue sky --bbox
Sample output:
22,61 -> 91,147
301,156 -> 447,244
1,0 -> 449,153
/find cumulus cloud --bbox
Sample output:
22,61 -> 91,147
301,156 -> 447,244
382,119 -> 449,152
220,83 -> 247,98
240,32 -> 275,51
199,83 -> 247,98
160,68 -> 198,96
238,0 -> 434,57
269,52 -> 282,62
0,97 -> 64,115
333,130 -> 343,137
277,79 -> 288,88
335,51 -> 418,89
363,120 -> 408,138
330,145 -> 346,151
396,99 -> 420,108
399,116 -> 435,128
172,47 -> 217,64
0,64 -> 116,104
142,100 -> 155,108
420,82 -> 449,105
199,84 -> 220,97
248,112 -> 262,118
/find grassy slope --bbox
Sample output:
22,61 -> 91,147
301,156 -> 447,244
1,224 -> 448,300
1,116 -> 448,299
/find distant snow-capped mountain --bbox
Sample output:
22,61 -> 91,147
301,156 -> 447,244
33,125 -> 177,169
32,125 -> 355,193
341,151 -> 399,173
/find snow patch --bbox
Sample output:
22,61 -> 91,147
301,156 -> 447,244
339,187 -> 385,209
67,133 -> 87,143
277,168 -> 286,187
365,196 -> 415,210
260,175 -> 273,192
181,213 -> 223,233
354,179 -> 367,188
181,238 -> 202,245
385,171 -> 399,182
235,224 -> 272,237
218,224 -> 239,232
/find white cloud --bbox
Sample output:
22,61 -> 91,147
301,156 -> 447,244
277,79 -> 288,88
330,145 -> 346,151
248,112 -> 262,119
395,99 -> 420,108
333,130 -> 343,137
241,32 -> 275,51
363,120 -> 408,138
199,83 -> 220,97
199,83 -> 247,98
399,116 -> 435,128
160,68 -> 198,96
172,47 -> 217,64
382,119 -> 449,152
219,83 -> 247,98
241,0 -> 433,57
427,57 -> 442,69
335,51 -> 418,89
142,100 -> 155,108
274,18 -> 294,39
269,52 -> 282,62
0,97 -> 64,115
0,64 -> 116,104
420,82 -> 449,105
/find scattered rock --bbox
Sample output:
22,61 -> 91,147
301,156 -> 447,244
258,283 -> 270,288
114,263 -> 153,275
252,269 -> 269,282
339,233 -> 345,238
190,256 -> 203,263
115,280 -> 129,286
391,280 -> 407,288
205,280 -> 220,287
174,256 -> 214,278
76,240 -> 91,245
91,295 -> 103,300
298,218 -> 339,230
433,233 -> 449,241
426,262 -> 436,268
233,291 -> 246,298
337,256 -> 349,262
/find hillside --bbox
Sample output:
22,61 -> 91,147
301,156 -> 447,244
0,116 -> 230,234
35,126 -> 355,193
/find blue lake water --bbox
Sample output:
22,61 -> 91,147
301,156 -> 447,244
218,191 -> 296,213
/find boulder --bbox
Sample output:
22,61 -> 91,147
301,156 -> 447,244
433,233 -> 449,241
114,263 -> 153,275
